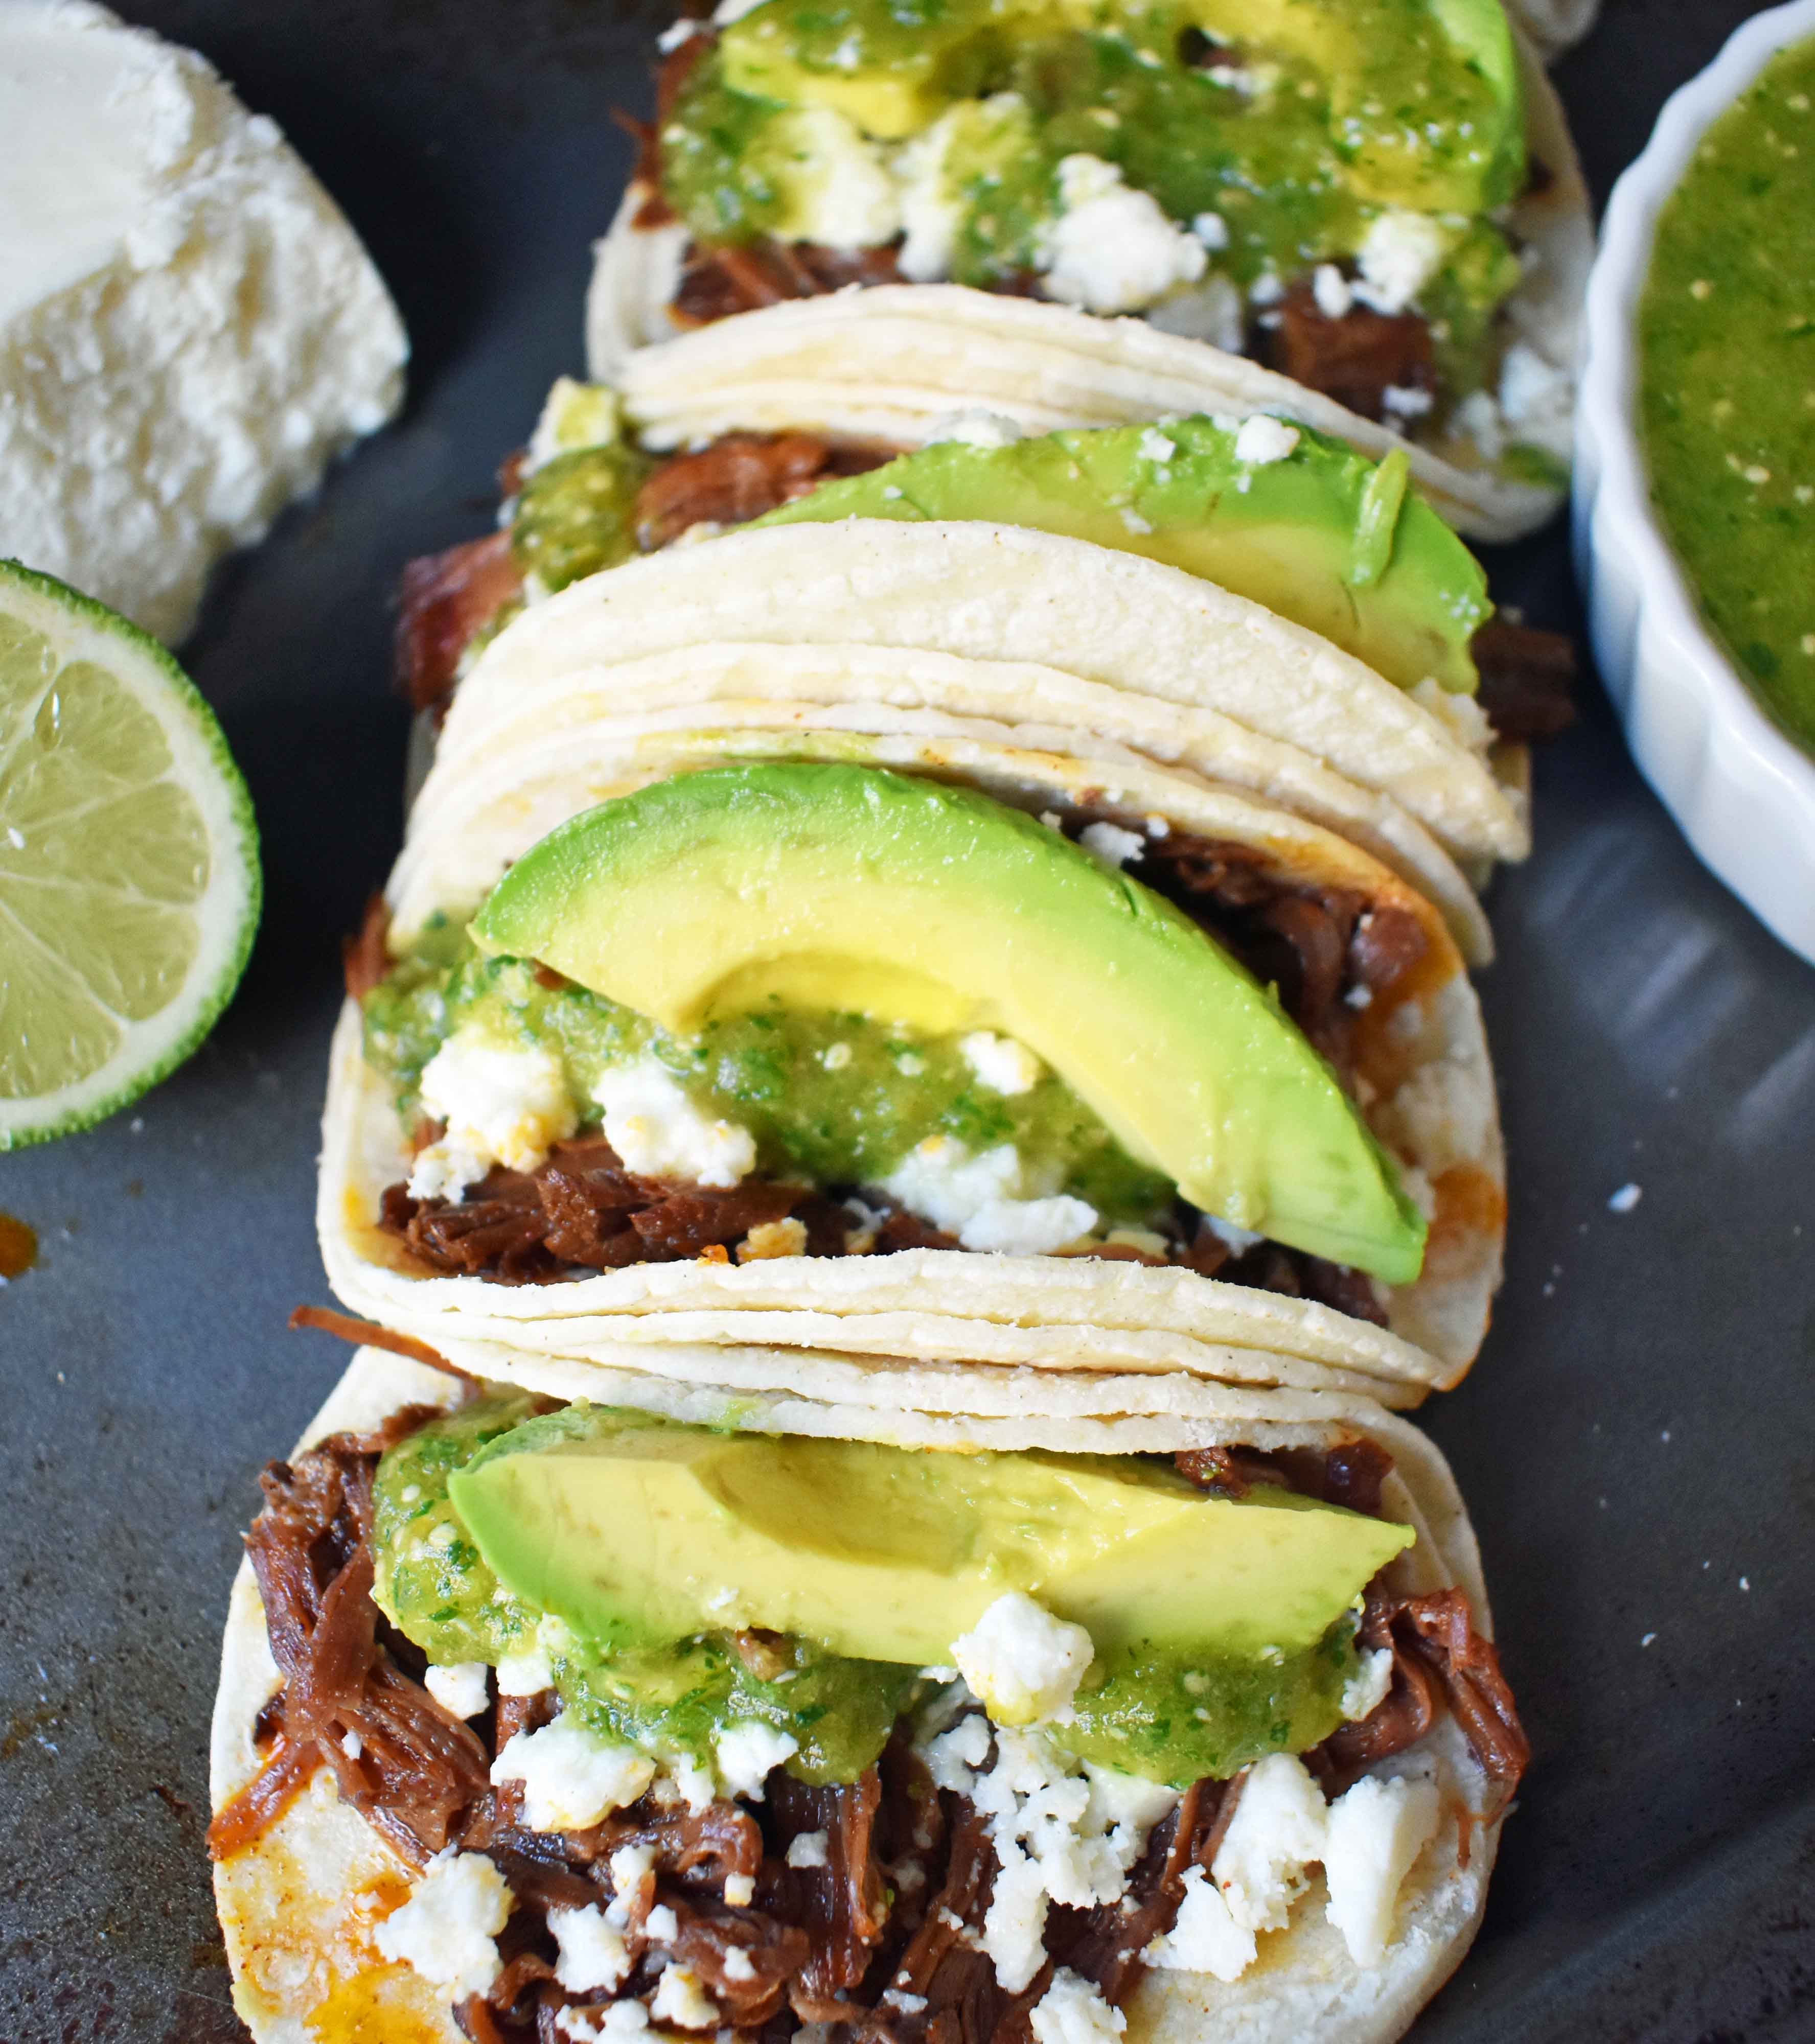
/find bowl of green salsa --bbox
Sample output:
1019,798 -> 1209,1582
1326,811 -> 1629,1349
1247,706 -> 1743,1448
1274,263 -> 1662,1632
1576,0 -> 1815,967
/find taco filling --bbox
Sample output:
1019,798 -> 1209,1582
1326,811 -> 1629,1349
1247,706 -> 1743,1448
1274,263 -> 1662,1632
616,0 -> 1570,459
359,762 -> 1481,1313
398,390 -> 1572,739
210,1388 -> 1527,2041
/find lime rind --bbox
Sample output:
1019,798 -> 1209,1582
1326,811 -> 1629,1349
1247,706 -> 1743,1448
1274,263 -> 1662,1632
0,558 -> 262,1149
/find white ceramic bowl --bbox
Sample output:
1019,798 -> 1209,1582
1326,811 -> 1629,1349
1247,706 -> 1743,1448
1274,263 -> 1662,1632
1574,0 -> 1815,967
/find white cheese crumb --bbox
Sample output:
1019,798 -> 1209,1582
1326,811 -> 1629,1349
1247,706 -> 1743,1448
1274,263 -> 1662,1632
373,1848 -> 511,1999
1143,276 -> 1244,351
982,1845 -> 1050,1992
723,1872 -> 756,1908
821,1041 -> 853,1071
410,1030 -> 578,1198
595,1060 -> 755,1186
926,408 -> 1025,449
491,1715 -> 657,1832
555,2004 -> 651,2044
548,1902 -> 633,1993
714,1718 -> 800,1798
1041,155 -> 1207,314
665,1754 -> 717,1812
924,1711 -> 994,1793
1029,1967 -> 1127,2044
1353,210 -> 1452,314
1453,387 -> 1507,461
645,1903 -> 680,1944
1211,1754 -> 1329,1932
737,1217 -> 808,1262
959,1032 -> 1044,1096
952,1593 -> 1094,1727
880,1136 -> 1096,1256
1608,1182 -> 1642,1214
1341,1646 -> 1396,1723
722,1948 -> 756,1982
341,1729 -> 363,1759
609,1841 -> 658,1915
787,1829 -> 831,1869
651,1964 -> 720,2029
1233,414 -> 1301,467
1078,821 -> 1145,869
1144,1864 -> 1256,1980
959,1729 -> 1175,1993
1498,341 -> 1575,461
1137,427 -> 1177,465
1382,383 -> 1434,420
1312,263 -> 1353,320
1190,211 -> 1230,250
494,1636 -> 556,1697
1201,1213 -> 1265,1257
425,1660 -> 491,1721
1321,1772 -> 1441,1966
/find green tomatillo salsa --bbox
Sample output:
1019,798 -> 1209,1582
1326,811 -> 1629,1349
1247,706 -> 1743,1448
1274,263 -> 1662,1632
364,921 -> 1175,1234
1639,34 -> 1815,754
371,1396 -> 1383,1789
658,0 -> 1529,415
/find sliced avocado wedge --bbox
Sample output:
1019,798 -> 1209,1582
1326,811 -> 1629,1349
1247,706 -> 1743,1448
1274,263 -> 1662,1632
449,1405 -> 1415,1670
471,764 -> 1427,1280
752,416 -> 1489,694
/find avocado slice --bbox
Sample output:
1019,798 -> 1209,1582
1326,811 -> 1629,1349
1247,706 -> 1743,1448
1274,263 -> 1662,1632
448,1405 -> 1415,1672
750,417 -> 1489,695
471,763 -> 1427,1280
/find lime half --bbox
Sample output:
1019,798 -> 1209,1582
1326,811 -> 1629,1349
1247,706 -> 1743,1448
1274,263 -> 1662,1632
0,560 -> 260,1148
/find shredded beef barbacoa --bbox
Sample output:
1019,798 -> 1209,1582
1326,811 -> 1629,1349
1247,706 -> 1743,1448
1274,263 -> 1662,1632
370,828 -> 1423,1308
633,432 -> 896,551
213,1423 -> 1525,2043
1471,616 -> 1579,742
1264,281 -> 1437,425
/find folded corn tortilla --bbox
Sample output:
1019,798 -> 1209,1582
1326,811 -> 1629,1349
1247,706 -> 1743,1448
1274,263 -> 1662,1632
422,519 -> 1529,889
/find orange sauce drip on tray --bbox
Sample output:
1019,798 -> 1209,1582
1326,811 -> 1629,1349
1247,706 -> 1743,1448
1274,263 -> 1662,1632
0,1214 -> 36,1280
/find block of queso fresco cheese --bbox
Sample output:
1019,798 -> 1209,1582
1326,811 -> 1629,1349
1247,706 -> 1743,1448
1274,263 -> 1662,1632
0,1 -> 408,642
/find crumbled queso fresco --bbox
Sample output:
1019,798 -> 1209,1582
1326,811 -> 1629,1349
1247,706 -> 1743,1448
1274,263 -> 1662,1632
371,1575 -> 1447,2026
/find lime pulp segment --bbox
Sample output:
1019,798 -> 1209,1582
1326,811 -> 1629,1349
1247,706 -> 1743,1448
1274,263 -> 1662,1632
0,559 -> 260,1147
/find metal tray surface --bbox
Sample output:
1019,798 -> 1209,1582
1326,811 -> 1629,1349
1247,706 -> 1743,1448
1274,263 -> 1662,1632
1,3 -> 1810,2037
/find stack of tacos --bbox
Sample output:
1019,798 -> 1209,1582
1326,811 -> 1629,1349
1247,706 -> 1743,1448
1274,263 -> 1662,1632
210,1 -> 1592,2035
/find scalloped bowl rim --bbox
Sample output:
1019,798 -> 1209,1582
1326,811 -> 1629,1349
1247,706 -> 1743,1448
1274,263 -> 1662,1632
1574,0 -> 1815,967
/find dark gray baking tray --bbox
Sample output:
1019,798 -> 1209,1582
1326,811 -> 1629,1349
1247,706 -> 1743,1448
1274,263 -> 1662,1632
3,2 -> 1812,2036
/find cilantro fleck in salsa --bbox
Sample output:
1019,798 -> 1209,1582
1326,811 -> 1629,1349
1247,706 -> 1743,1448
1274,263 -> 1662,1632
1639,33 -> 1815,755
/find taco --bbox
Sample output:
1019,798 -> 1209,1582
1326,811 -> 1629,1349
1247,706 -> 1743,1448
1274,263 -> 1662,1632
583,0 -> 1590,539
210,1342 -> 1528,2044
323,730 -> 1504,1401
398,387 -> 1578,829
